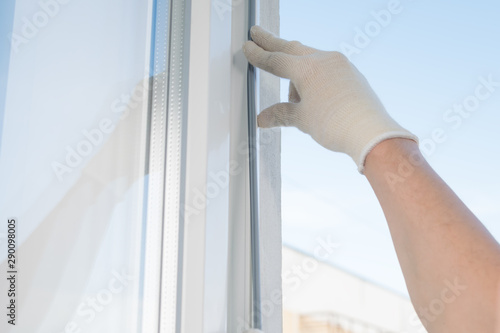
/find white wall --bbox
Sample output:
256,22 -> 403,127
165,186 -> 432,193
282,246 -> 426,333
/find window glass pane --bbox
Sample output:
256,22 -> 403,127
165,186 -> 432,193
280,0 -> 500,331
0,0 -> 153,331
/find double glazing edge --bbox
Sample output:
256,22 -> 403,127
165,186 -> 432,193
142,0 -> 190,332
160,0 -> 189,332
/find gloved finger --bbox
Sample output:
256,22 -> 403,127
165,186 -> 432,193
257,102 -> 301,128
288,81 -> 300,103
250,25 -> 317,56
243,41 -> 297,79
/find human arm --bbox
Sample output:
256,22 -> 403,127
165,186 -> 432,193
365,138 -> 500,332
243,25 -> 500,332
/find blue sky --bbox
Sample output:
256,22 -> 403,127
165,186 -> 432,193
279,0 -> 500,295
1,0 -> 498,303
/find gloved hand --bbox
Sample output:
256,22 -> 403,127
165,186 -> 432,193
243,26 -> 418,173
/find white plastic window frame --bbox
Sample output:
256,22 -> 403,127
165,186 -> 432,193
144,0 -> 281,332
182,0 -> 282,331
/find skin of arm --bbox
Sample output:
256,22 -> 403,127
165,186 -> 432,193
364,138 -> 500,333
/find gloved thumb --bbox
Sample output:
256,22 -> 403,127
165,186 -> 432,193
257,102 -> 300,128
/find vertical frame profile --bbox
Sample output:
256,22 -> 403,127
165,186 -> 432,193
160,0 -> 190,331
141,0 -> 190,332
143,0 -> 280,331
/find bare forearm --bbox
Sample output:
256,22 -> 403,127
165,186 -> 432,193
364,138 -> 500,333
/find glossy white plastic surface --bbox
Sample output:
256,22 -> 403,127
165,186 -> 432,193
181,1 -> 281,332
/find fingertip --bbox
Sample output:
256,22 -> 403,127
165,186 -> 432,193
242,41 -> 264,65
250,25 -> 259,39
257,108 -> 281,128
256,113 -> 270,128
242,41 -> 254,56
251,25 -> 275,48
250,25 -> 265,39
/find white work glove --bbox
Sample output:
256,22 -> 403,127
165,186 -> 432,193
243,26 -> 418,173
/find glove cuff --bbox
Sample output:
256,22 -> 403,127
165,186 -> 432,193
355,129 -> 418,174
